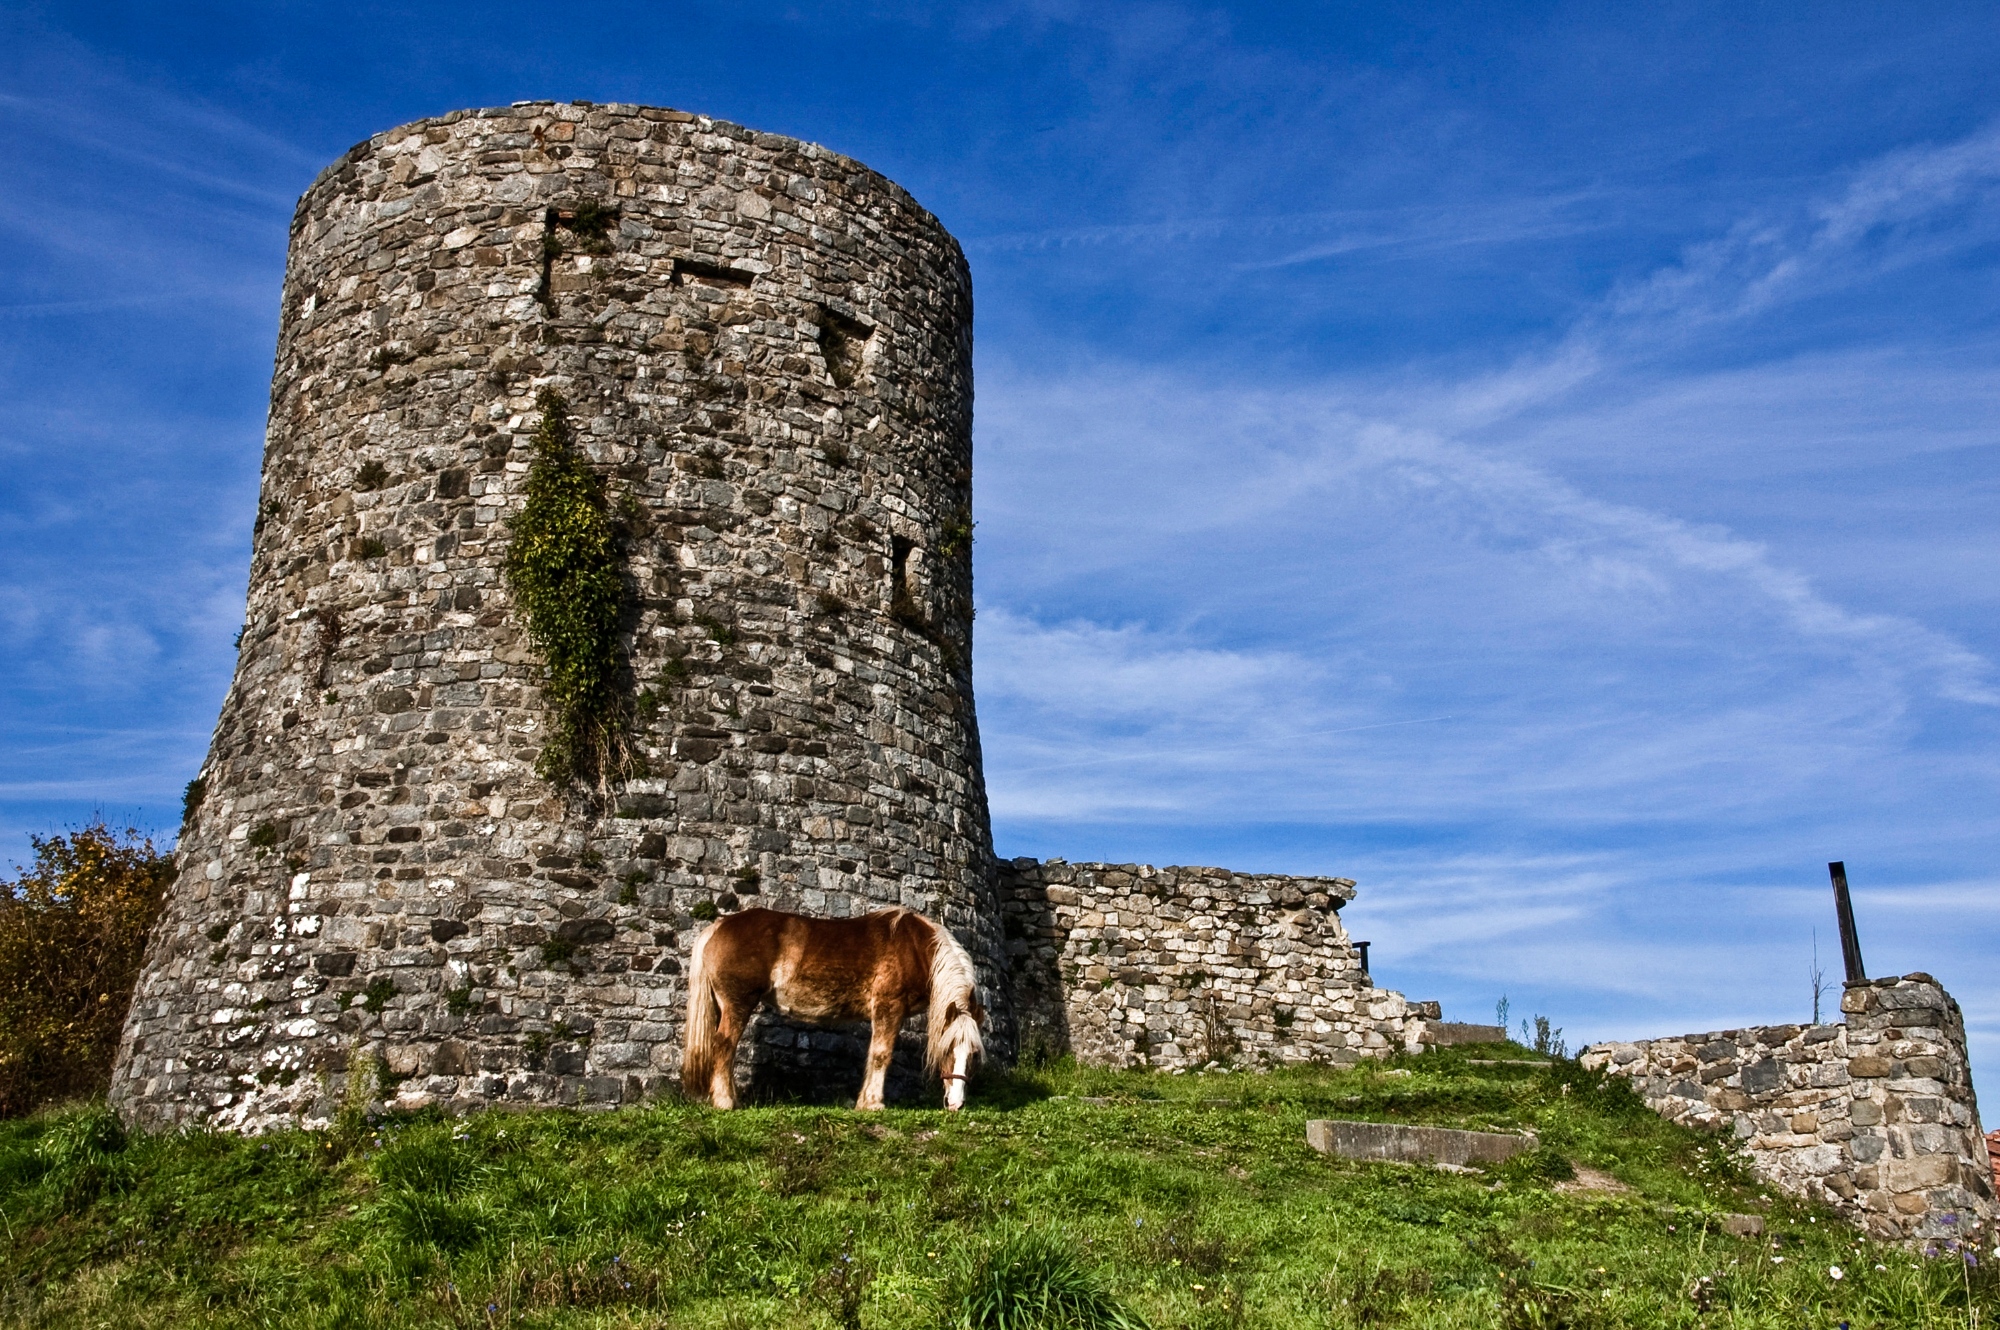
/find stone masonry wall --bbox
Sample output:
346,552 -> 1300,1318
112,102 -> 1005,1131
1581,974 -> 1992,1243
998,859 -> 1435,1070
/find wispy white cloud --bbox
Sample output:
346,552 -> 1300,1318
974,119 -> 2000,1074
965,192 -> 1612,264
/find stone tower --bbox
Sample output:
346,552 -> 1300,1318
111,103 -> 1000,1130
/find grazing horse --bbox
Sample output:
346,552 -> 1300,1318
682,907 -> 987,1111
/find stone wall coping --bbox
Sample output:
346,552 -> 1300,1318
1003,858 -> 1357,900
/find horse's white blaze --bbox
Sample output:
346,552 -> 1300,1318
945,1041 -> 972,1110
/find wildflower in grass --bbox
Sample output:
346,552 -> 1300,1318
1829,1266 -> 1843,1280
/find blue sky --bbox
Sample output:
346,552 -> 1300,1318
3,2 -> 1997,1101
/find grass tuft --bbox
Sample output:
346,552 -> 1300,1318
951,1227 -> 1151,1329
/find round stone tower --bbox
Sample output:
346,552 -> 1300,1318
111,102 -> 1003,1130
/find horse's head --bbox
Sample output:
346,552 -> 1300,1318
935,994 -> 986,1111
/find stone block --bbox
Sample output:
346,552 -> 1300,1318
1881,1154 -> 1958,1191
1306,1119 -> 1536,1168
1742,1058 -> 1783,1095
1426,1022 -> 1502,1045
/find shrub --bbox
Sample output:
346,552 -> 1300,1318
1521,1014 -> 1567,1058
0,824 -> 174,1117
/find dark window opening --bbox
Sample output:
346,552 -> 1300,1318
674,257 -> 755,289
817,306 -> 872,388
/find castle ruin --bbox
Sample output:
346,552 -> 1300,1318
108,105 -> 1985,1249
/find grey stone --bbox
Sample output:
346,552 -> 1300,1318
1741,1058 -> 1783,1095
1429,1022 -> 1506,1046
1306,1118 -> 1536,1168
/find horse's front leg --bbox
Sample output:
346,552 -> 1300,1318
857,1004 -> 903,1111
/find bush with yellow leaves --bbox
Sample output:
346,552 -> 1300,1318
0,823 -> 173,1117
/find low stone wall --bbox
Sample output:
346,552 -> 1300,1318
997,859 -> 1434,1070
1581,973 -> 1993,1242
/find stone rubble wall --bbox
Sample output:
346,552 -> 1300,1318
1581,974 -> 1993,1243
997,859 -> 1435,1070
111,101 -> 1004,1132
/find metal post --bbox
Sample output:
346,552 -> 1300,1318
1828,861 -> 1866,983
1356,940 -> 1371,974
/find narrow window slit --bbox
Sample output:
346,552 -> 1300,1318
891,536 -> 923,629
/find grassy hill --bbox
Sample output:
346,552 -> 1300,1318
1,1046 -> 1992,1328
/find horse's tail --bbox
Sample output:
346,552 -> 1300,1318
681,925 -> 722,1098
924,917 -> 985,1074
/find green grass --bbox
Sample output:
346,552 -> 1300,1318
1,1047 -> 1993,1328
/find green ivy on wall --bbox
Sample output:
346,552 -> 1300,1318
503,389 -> 631,787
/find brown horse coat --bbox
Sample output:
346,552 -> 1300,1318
682,907 -> 984,1110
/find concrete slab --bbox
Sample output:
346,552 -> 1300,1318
1306,1118 -> 1537,1168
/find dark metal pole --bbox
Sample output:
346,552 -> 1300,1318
1828,861 -> 1866,983
1355,941 -> 1371,974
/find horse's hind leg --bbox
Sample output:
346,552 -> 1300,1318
709,992 -> 753,1110
857,1003 -> 904,1111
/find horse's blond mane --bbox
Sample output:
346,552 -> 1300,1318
921,914 -> 983,1073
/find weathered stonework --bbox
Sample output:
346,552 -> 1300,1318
111,102 -> 1003,1130
1581,974 -> 1993,1243
998,859 -> 1435,1069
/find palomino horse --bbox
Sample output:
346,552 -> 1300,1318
682,907 -> 987,1111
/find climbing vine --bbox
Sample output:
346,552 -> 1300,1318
503,389 -> 631,787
